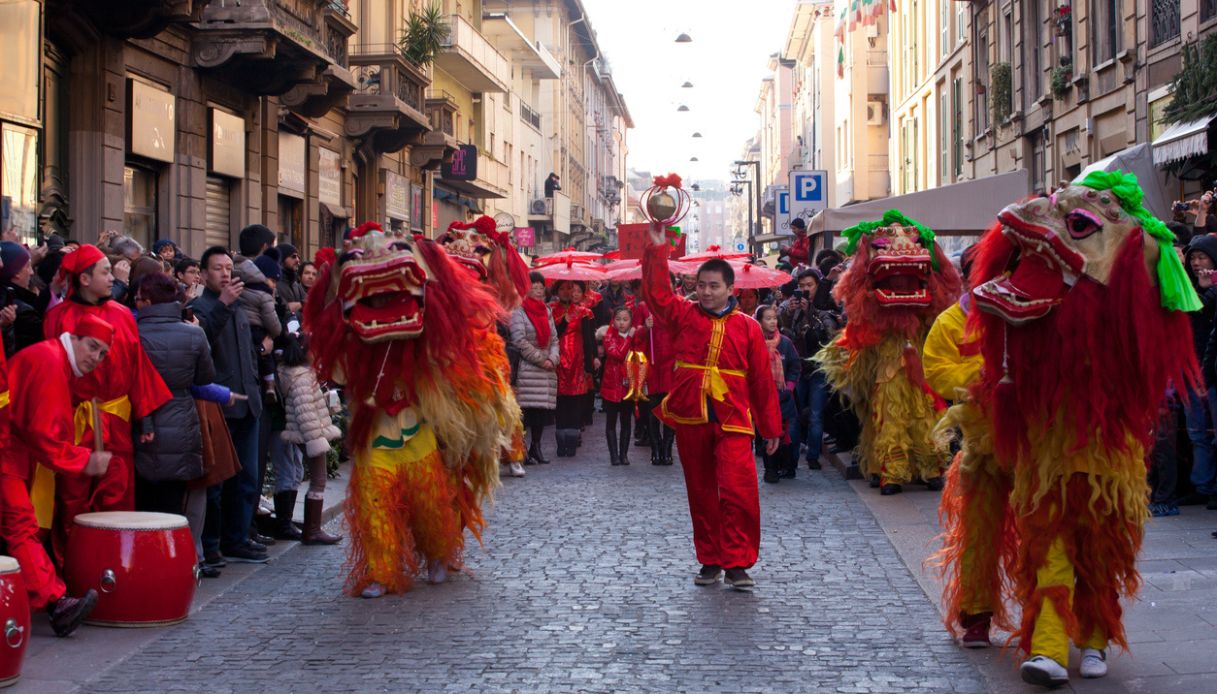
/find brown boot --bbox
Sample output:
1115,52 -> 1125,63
301,496 -> 342,545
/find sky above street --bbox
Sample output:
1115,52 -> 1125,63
580,0 -> 799,182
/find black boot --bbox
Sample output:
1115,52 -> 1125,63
48,590 -> 98,637
272,491 -> 302,541
618,426 -> 631,466
778,446 -> 796,479
762,454 -> 780,483
607,434 -> 620,466
651,441 -> 662,465
662,427 -> 676,465
530,440 -> 551,464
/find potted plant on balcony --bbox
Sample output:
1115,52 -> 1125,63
991,62 -> 1013,124
1054,3 -> 1072,37
400,3 -> 450,68
1052,61 -> 1073,100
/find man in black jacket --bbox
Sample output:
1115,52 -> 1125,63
190,246 -> 268,563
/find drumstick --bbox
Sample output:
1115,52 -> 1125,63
91,398 -> 104,453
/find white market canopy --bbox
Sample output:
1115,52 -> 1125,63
807,169 -> 1031,237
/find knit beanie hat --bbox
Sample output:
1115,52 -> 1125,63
253,255 -> 282,281
0,241 -> 31,283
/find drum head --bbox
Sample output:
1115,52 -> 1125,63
0,555 -> 19,573
73,511 -> 189,530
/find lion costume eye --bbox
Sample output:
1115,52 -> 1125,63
1065,209 -> 1102,240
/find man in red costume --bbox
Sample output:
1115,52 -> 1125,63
41,244 -> 171,561
0,315 -> 116,636
641,223 -> 781,589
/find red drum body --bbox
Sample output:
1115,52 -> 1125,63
0,557 -> 30,687
64,512 -> 197,627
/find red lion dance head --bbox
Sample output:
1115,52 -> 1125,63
969,172 -> 1200,460
438,215 -> 531,310
304,222 -> 518,476
833,210 -> 962,348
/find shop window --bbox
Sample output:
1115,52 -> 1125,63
123,165 -> 158,247
1,122 -> 39,245
278,194 -> 303,249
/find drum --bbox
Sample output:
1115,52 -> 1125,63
64,512 -> 197,627
0,556 -> 29,688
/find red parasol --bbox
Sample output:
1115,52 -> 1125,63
727,261 -> 792,289
533,260 -> 607,283
678,244 -> 751,262
533,249 -> 605,265
606,259 -> 698,281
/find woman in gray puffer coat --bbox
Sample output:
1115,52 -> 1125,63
133,273 -> 215,514
510,272 -> 559,465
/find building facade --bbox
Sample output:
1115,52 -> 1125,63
0,0 -> 628,258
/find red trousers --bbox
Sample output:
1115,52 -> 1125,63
674,423 -> 761,570
52,450 -> 134,566
0,476 -> 65,610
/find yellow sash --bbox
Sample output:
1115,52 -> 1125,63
675,360 -> 746,402
0,390 -> 9,409
32,395 -> 132,529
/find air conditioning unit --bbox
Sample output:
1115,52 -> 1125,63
530,199 -> 548,215
866,100 -> 886,126
865,24 -> 880,39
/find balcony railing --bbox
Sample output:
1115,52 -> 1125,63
520,102 -> 541,130
435,13 -> 510,92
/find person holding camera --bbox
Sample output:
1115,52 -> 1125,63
1,241 -> 48,356
780,269 -> 840,471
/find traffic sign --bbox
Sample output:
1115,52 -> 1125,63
788,170 -> 828,232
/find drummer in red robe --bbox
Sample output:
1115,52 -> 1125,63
0,315 -> 116,636
41,244 -> 170,561
641,223 -> 781,590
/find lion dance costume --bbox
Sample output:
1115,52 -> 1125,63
935,172 -> 1199,686
305,222 -> 520,597
438,215 -> 532,471
815,211 -> 961,494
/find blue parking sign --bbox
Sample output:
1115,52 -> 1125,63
790,170 -> 827,207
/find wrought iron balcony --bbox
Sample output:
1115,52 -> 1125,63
435,14 -> 510,93
61,0 -> 207,39
193,0 -> 335,96
281,3 -> 358,117
346,45 -> 433,154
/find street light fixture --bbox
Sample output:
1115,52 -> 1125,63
675,33 -> 692,43
681,81 -> 694,88
733,159 -> 763,254
677,104 -> 690,112
692,132 -> 702,138
690,156 -> 699,162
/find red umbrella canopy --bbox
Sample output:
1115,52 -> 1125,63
605,259 -> 698,281
533,260 -> 607,283
727,261 -> 792,289
534,249 -> 605,265
678,244 -> 751,262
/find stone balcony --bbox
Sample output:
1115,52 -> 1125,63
435,13 -> 510,93
346,44 -> 433,154
280,3 -> 358,117
63,0 -> 207,39
192,0 -> 336,96
481,13 -> 560,80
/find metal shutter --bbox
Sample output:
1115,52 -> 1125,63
205,176 -> 231,250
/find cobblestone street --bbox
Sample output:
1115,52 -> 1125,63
72,421 -> 986,693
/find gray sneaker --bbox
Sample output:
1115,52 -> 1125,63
693,564 -> 722,586
724,568 -> 755,590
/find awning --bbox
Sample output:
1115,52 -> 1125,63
1152,115 -> 1216,167
1078,142 -> 1172,221
320,202 -> 350,219
807,169 -> 1031,238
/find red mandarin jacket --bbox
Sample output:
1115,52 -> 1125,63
44,298 -> 170,454
549,300 -> 594,396
0,348 -> 9,454
0,338 -> 91,481
641,242 -> 782,438
600,328 -> 642,403
630,301 -> 676,395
